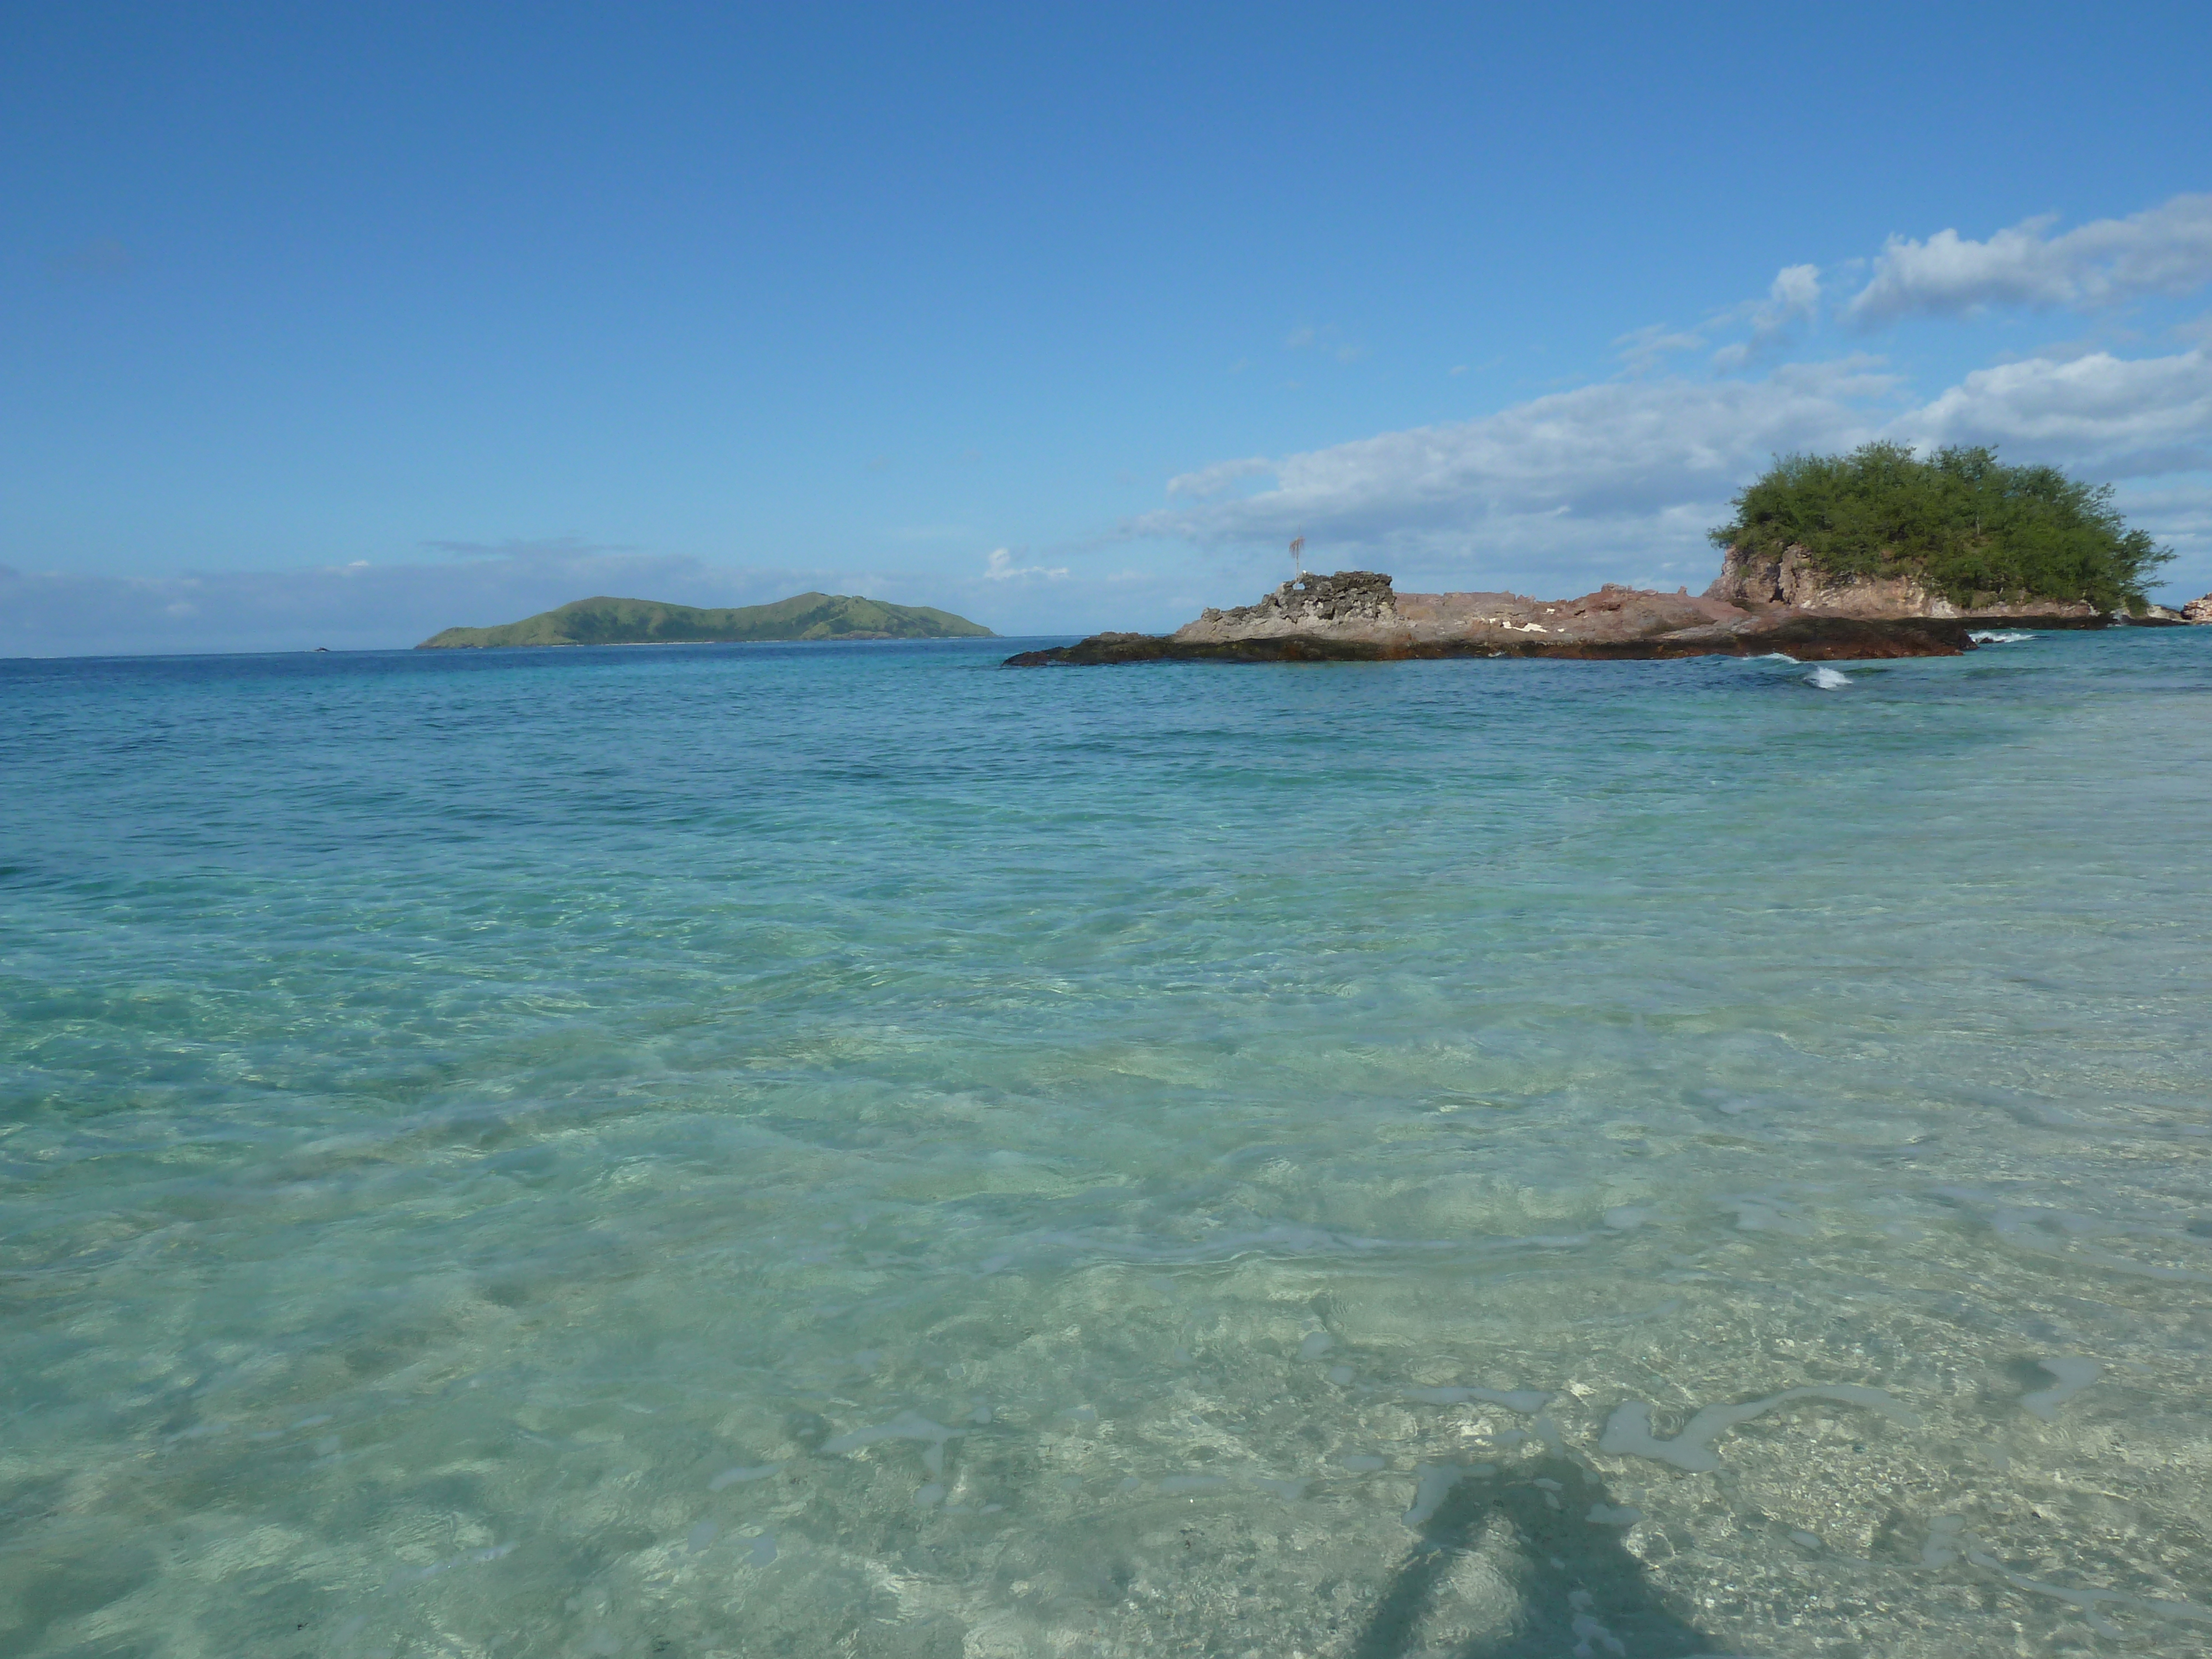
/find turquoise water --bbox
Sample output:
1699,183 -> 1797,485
4,632 -> 2211,1658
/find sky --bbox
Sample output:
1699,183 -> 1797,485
6,1 -> 2211,655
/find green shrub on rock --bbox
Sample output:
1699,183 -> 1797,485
1710,443 -> 2171,612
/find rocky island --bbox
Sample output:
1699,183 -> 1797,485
419,592 -> 992,648
1005,570 -> 1997,665
1011,444 -> 2192,667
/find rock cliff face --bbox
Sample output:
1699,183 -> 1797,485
1704,544 -> 2107,623
2185,593 -> 2212,624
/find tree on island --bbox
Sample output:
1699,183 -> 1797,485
1710,444 -> 2171,613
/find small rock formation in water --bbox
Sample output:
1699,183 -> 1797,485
1009,546 -> 2204,667
1704,544 -> 2180,627
1008,567 -> 1980,666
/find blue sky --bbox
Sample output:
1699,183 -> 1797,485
6,1 -> 2211,654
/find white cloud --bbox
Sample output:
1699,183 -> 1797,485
0,549 -> 969,658
0,541 -> 1240,656
1282,322 -> 1364,361
1895,347 -> 2212,474
1848,194 -> 2212,326
1712,264 -> 1822,371
1770,263 -> 1822,315
981,547 -> 1069,582
1164,456 -> 1272,499
1134,359 -> 1893,587
1614,323 -> 1707,377
1134,346 -> 2212,597
2113,483 -> 2212,577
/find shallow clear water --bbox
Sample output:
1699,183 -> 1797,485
4,632 -> 2210,1658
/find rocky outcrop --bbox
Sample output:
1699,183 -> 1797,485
1006,571 -> 1979,666
1705,544 -> 2120,624
2185,593 -> 2212,624
1706,544 -> 1961,617
1177,571 -> 1401,640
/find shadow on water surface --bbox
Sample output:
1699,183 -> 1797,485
1349,1457 -> 1713,1659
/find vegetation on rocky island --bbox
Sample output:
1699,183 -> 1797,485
1710,444 -> 2171,612
418,593 -> 993,648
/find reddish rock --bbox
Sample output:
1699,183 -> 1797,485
1008,570 -> 1981,666
1704,543 -> 2111,625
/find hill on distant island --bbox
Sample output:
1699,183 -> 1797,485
416,593 -> 994,649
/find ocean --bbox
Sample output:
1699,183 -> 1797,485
4,630 -> 2210,1657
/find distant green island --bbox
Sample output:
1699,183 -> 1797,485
416,593 -> 995,649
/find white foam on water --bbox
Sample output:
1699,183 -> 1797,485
1404,1385 -> 1551,1415
1922,1515 -> 1969,1568
707,1462 -> 782,1490
1951,1192 -> 2212,1284
1157,1474 -> 1232,1495
2020,1355 -> 2102,1420
1402,1463 -> 1469,1527
383,1541 -> 517,1589
1575,1298 -> 1683,1328
1806,666 -> 1853,689
1599,1385 -> 1919,1472
820,1410 -> 960,1455
1965,1549 -> 2212,1637
1970,629 -> 2034,643
1569,1609 -> 1623,1654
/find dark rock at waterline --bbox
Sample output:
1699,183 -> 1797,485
1003,565 -> 2210,667
1006,614 -> 1979,666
